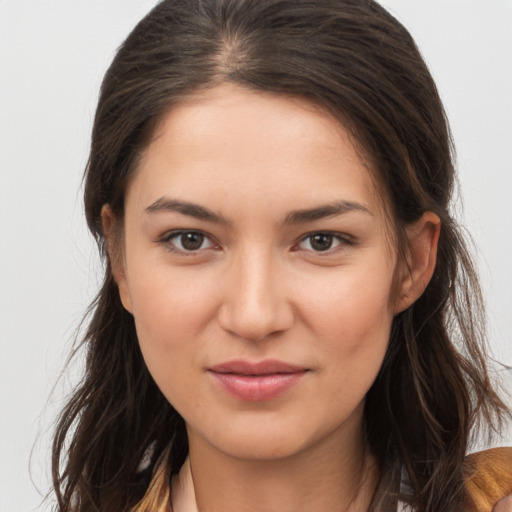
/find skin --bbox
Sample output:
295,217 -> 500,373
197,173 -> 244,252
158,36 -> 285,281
103,84 -> 440,512
494,496 -> 512,512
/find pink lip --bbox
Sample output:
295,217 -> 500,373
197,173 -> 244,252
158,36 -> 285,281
208,359 -> 308,401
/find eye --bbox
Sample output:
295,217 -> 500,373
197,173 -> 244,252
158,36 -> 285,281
296,232 -> 350,252
161,230 -> 217,253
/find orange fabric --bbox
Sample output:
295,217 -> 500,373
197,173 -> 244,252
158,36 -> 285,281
463,447 -> 512,512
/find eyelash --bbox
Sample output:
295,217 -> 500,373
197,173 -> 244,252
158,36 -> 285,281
157,230 -> 354,255
294,231 -> 355,254
158,230 -> 219,254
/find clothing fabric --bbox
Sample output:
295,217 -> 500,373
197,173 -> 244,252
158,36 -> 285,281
132,447 -> 512,512
464,447 -> 512,512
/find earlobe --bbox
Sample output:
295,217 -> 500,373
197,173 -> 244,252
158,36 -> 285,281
394,211 -> 441,314
101,205 -> 133,313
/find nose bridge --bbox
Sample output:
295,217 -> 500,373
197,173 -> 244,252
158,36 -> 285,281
218,243 -> 292,341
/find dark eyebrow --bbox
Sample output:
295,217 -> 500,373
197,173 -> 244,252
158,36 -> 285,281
284,201 -> 373,224
145,198 -> 370,225
145,197 -> 229,224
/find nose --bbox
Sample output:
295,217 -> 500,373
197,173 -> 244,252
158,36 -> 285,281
217,248 -> 294,342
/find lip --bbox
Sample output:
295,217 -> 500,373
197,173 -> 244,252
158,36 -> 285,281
208,359 -> 308,401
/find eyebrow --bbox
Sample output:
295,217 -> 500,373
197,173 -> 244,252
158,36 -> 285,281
145,197 -> 229,224
145,197 -> 372,225
284,201 -> 373,224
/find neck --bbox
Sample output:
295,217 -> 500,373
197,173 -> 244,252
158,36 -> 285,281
186,418 -> 379,512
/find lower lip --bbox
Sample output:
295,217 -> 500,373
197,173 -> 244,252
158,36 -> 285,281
209,371 -> 307,401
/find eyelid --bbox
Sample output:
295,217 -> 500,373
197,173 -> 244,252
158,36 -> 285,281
293,231 -> 355,253
158,229 -> 219,254
156,229 -> 354,255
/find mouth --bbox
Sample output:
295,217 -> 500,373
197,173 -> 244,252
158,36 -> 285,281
208,359 -> 309,401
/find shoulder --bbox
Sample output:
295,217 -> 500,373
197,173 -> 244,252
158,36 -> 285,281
463,447 -> 512,512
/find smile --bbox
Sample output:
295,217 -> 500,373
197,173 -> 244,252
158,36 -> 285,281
208,360 -> 308,401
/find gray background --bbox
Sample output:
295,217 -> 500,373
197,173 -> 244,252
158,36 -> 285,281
1,1 -> 511,510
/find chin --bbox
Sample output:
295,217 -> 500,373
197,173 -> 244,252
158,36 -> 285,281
189,413 -> 343,463
215,432 -> 311,461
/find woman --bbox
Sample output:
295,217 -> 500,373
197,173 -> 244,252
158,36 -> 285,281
51,1 -> 512,511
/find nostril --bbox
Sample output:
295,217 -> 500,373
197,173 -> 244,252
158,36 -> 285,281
217,299 -> 294,342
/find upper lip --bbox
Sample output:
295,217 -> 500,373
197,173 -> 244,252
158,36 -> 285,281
208,359 -> 307,375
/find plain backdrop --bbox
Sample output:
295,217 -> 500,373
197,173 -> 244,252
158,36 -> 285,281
1,1 -> 511,511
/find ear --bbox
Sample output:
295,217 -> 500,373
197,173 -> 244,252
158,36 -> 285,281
394,211 -> 441,314
101,205 -> 133,313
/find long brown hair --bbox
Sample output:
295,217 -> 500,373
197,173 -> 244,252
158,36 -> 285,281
52,1 -> 508,511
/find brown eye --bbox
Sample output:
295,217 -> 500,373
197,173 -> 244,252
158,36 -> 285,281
164,231 -> 216,252
180,232 -> 205,250
297,232 -> 349,253
309,234 -> 333,251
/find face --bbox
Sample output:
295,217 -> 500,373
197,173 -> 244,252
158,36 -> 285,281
109,84 -> 421,462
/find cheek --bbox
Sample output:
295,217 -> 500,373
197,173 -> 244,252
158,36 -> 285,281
299,264 -> 395,386
127,255 -> 217,333
124,260 -> 221,385
127,270 -> 216,418
303,265 -> 395,340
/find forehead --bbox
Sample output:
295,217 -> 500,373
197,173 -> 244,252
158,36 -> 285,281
127,84 -> 386,221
